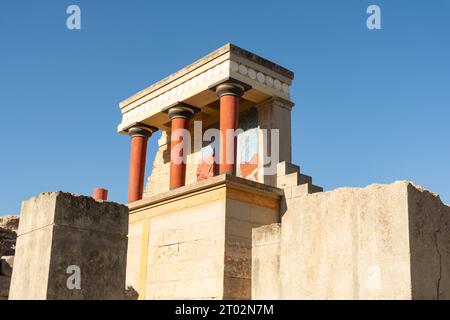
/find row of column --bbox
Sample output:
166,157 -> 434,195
127,82 -> 246,202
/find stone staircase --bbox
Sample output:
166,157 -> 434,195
276,162 -> 323,198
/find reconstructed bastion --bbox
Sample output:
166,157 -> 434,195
6,44 -> 450,300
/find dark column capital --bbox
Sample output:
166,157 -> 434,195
216,83 -> 246,98
163,102 -> 200,121
127,124 -> 157,138
209,77 -> 251,98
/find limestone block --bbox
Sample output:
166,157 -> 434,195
9,192 -> 128,300
253,223 -> 281,247
193,256 -> 225,279
195,239 -> 225,259
177,241 -> 196,261
226,218 -> 260,239
290,184 -> 309,198
276,162 -> 299,177
289,183 -> 323,198
276,172 -> 312,189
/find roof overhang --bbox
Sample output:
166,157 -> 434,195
117,43 -> 295,134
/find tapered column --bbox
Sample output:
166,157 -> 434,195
168,105 -> 197,189
93,188 -> 108,201
127,125 -> 155,202
216,83 -> 245,175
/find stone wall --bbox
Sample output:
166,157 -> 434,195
252,181 -> 450,300
0,215 -> 19,300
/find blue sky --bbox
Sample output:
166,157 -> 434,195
0,0 -> 449,214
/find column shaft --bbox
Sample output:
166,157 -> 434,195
219,95 -> 240,175
216,83 -> 245,176
128,135 -> 148,202
170,117 -> 190,189
127,126 -> 154,202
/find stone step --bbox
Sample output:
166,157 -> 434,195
299,174 -> 313,185
276,162 -> 300,177
309,184 -> 323,193
277,172 -> 312,188
285,183 -> 324,199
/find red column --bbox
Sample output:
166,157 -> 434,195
168,106 -> 196,190
127,126 -> 154,202
93,188 -> 108,201
216,83 -> 245,175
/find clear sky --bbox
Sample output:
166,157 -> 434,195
0,1 -> 449,214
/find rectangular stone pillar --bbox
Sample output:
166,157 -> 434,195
257,97 -> 293,186
9,192 -> 128,300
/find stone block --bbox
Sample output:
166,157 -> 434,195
9,192 -> 128,300
178,241 -> 197,261
291,184 -> 310,198
195,239 -> 224,259
276,161 -> 299,177
253,223 -> 281,247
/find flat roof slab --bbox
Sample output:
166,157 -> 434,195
117,44 -> 295,133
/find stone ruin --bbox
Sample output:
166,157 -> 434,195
9,192 -> 128,300
0,215 -> 19,300
4,44 -> 450,300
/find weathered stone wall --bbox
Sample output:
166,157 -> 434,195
252,181 -> 450,300
9,192 -> 129,300
148,199 -> 226,299
0,215 -> 18,300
